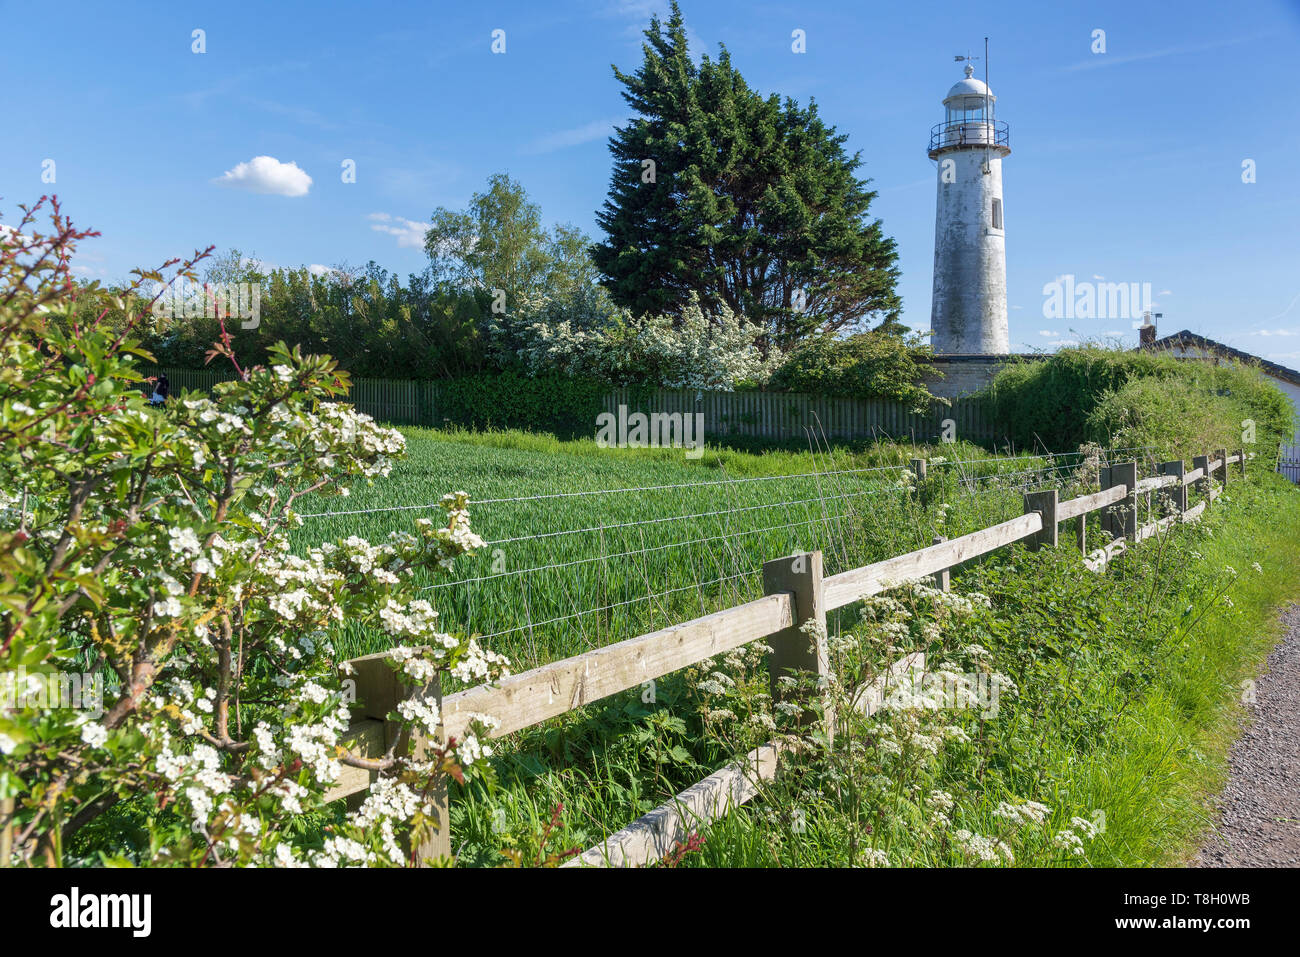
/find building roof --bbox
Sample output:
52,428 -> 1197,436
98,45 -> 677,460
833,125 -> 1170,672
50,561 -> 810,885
1148,329 -> 1300,387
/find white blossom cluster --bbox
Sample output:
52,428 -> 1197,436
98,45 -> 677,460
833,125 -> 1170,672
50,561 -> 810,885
2,340 -> 509,868
952,828 -> 1015,865
515,292 -> 780,391
992,800 -> 1051,825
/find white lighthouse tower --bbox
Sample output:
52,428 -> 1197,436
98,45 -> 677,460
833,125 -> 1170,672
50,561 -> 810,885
928,59 -> 1011,354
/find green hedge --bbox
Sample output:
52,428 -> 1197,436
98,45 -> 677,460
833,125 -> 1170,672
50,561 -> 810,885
982,347 -> 1296,462
434,372 -> 608,439
767,332 -> 936,410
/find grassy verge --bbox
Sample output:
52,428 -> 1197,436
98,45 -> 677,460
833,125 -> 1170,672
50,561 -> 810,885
451,470 -> 1300,867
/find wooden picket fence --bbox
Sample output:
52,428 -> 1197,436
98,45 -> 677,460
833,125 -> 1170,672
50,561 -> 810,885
602,387 -> 999,444
147,368 -> 999,444
326,447 -> 1249,867
147,368 -> 435,426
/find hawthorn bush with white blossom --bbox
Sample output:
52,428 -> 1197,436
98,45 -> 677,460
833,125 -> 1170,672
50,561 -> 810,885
514,290 -> 777,391
0,199 -> 506,866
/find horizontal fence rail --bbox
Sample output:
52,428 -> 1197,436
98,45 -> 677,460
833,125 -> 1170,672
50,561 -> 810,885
822,512 -> 1042,609
564,651 -> 928,868
317,445 -> 1249,867
439,594 -> 794,742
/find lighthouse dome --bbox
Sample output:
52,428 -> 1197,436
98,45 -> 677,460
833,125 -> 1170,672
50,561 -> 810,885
944,64 -> 995,106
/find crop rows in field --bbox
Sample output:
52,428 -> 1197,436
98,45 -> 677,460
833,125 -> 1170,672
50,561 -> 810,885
293,432 -> 1155,678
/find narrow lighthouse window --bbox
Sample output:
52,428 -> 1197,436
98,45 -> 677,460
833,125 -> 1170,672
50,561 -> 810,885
991,198 -> 1003,230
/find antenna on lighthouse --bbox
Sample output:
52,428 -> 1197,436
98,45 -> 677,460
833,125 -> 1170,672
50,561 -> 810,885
983,37 -> 991,175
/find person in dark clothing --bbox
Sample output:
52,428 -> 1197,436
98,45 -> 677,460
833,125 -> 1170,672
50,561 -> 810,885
149,373 -> 170,406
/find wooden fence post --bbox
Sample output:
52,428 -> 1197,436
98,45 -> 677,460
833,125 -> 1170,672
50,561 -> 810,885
910,458 -> 928,506
1098,464 -> 1112,538
931,535 -> 950,591
1099,463 -> 1131,540
1192,453 -> 1211,506
0,797 -> 12,867
1022,489 -> 1058,550
762,551 -> 830,737
1076,510 -> 1087,554
1215,448 -> 1228,490
1236,448 -> 1247,479
1107,461 -> 1137,540
1160,460 -> 1187,517
345,652 -> 450,864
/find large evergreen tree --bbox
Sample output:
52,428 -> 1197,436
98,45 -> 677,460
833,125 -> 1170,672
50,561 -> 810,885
592,3 -> 902,350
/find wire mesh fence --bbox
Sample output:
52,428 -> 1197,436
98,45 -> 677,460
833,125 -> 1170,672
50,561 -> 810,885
296,444 -> 1154,679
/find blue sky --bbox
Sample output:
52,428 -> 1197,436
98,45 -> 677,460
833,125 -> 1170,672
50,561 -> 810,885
4,0 -> 1299,363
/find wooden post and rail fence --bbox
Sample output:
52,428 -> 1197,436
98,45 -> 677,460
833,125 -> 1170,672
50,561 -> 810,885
0,448 -> 1251,865
306,447 -> 1251,868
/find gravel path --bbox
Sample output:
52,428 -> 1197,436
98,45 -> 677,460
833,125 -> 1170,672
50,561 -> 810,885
1196,603 -> 1300,867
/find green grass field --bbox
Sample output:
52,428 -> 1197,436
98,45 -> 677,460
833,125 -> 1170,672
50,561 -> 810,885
286,427 -> 1300,868
295,428 -> 1147,678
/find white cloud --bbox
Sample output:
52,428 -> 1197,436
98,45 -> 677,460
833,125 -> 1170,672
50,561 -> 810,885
1091,274 -> 1105,281
522,117 -> 622,155
0,223 -> 43,247
684,26 -> 708,62
1037,330 -> 1059,337
214,156 -> 313,197
1047,338 -> 1080,347
1158,289 -> 1172,296
308,264 -> 333,276
1254,328 -> 1298,337
368,212 -> 428,249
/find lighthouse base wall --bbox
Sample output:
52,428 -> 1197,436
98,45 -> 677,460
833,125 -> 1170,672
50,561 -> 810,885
922,353 -> 1046,400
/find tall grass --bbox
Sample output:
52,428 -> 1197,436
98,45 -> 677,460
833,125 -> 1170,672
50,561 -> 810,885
294,429 -> 1137,676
